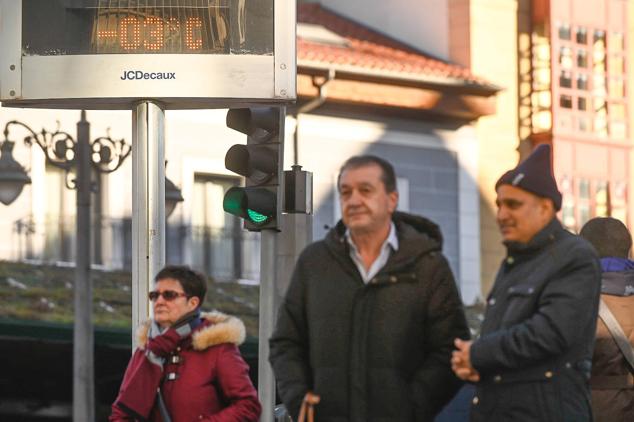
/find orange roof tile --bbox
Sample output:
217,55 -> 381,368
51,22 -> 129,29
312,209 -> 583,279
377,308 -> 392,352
297,4 -> 488,87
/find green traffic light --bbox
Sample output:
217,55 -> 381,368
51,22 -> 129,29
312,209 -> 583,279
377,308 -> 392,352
223,187 -> 275,227
247,209 -> 270,224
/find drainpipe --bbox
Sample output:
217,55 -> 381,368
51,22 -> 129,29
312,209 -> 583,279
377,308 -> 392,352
293,68 -> 335,164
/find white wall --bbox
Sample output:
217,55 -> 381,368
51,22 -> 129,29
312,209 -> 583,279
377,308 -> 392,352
319,0 -> 450,60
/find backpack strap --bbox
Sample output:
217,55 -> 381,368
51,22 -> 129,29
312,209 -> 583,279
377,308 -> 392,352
599,299 -> 634,373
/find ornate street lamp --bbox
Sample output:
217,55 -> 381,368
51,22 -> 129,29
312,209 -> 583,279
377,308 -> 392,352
0,111 -> 182,419
0,140 -> 31,205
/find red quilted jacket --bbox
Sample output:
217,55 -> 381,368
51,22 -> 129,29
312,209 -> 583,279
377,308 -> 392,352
110,311 -> 261,422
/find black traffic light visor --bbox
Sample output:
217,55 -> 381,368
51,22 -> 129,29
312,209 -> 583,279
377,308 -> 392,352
226,108 -> 280,138
225,144 -> 277,182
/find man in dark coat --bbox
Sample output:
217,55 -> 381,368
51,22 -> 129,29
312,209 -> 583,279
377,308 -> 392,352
269,155 -> 470,422
451,144 -> 601,421
580,217 -> 634,422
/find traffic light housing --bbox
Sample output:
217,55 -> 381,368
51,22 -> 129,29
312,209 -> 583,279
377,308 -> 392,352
223,107 -> 284,231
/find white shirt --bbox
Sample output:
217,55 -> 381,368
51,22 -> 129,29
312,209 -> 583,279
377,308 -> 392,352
346,222 -> 399,284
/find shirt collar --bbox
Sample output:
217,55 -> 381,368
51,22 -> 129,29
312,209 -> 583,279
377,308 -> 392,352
346,222 -> 399,252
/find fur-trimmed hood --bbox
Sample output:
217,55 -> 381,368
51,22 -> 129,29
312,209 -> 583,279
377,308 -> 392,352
136,311 -> 246,351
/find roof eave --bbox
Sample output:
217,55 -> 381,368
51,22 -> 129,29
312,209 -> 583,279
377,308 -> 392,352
298,60 -> 502,96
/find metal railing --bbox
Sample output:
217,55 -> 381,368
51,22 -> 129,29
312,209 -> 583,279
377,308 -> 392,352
11,215 -> 261,282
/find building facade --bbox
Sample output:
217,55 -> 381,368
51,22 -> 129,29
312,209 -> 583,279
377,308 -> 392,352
519,0 -> 633,233
0,2 -> 498,304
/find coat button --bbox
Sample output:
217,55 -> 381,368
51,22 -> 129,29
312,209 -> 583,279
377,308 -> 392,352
488,297 -> 496,306
545,371 -> 553,379
389,276 -> 397,283
493,375 -> 502,383
565,362 -> 572,369
472,396 -> 479,405
506,256 -> 515,265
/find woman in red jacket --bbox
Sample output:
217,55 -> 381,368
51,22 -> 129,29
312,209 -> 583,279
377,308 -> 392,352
110,266 -> 261,422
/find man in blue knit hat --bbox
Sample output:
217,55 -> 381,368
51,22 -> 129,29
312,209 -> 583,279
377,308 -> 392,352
451,144 -> 602,421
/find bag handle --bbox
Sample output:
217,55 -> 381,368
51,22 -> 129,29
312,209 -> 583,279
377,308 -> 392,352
297,392 -> 320,422
598,299 -> 634,373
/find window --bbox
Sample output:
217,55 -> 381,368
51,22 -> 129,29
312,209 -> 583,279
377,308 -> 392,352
558,24 -> 571,40
577,49 -> 588,67
608,55 -> 624,75
559,71 -> 572,88
560,176 -> 576,231
593,74 -> 606,95
610,121 -> 627,139
577,74 -> 588,90
611,181 -> 628,224
560,47 -> 573,69
578,116 -> 590,132
560,95 -> 573,108
609,32 -> 624,52
576,27 -> 587,44
594,114 -> 608,137
608,78 -> 624,98
594,30 -> 606,47
595,181 -> 609,217
609,103 -> 626,119
578,97 -> 587,110
578,179 -> 591,227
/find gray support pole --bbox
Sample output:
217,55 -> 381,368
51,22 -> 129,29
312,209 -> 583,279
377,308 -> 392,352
73,110 -> 94,422
259,213 -> 313,421
132,101 -> 166,340
258,229 -> 278,422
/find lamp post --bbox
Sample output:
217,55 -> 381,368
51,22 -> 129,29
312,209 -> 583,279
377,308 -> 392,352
0,111 -> 182,420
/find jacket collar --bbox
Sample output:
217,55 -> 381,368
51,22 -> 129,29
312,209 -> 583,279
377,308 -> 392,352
326,211 -> 442,274
136,310 -> 246,351
504,217 -> 563,255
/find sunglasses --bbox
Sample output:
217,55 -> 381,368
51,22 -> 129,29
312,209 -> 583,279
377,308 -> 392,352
148,290 -> 189,302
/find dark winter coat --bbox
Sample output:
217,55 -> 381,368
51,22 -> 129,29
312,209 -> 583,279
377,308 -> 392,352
470,218 -> 601,422
269,212 -> 470,422
110,311 -> 261,422
590,268 -> 634,422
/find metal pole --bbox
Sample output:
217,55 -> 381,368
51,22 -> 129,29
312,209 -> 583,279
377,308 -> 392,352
258,229 -> 278,422
259,215 -> 313,421
131,101 -> 166,340
73,110 -> 94,422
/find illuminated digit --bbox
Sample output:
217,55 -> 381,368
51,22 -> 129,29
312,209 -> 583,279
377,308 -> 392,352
119,16 -> 141,50
144,16 -> 164,51
185,17 -> 203,50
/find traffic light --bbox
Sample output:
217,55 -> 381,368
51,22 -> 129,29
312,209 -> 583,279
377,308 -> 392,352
223,107 -> 284,231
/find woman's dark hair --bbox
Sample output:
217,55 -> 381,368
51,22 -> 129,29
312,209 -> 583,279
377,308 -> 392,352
154,265 -> 207,306
337,155 -> 397,193
580,217 -> 632,258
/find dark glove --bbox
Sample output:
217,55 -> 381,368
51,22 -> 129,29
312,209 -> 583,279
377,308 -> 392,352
146,310 -> 201,358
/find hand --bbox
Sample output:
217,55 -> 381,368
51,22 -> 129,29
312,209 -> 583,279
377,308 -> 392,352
146,327 -> 182,358
146,310 -> 200,358
452,338 -> 480,382
298,392 -> 320,422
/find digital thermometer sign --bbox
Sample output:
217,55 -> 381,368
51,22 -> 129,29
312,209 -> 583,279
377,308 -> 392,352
0,0 -> 295,109
22,0 -> 273,55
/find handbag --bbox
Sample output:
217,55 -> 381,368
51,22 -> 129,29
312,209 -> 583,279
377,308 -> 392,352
297,392 -> 320,422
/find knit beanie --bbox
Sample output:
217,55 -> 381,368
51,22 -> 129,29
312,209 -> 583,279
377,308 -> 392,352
495,144 -> 562,211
